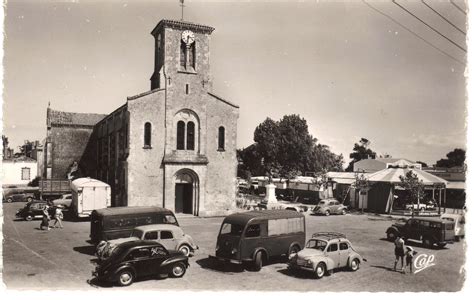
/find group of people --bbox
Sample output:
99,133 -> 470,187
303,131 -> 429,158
393,236 -> 417,274
40,204 -> 64,231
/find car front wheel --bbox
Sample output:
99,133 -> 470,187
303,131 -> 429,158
315,262 -> 326,279
117,270 -> 134,286
341,209 -> 347,215
7,198 -> 13,203
170,262 -> 186,278
253,251 -> 263,271
324,210 -> 330,216
178,244 -> 191,257
387,231 -> 397,241
25,214 -> 33,221
349,258 -> 360,271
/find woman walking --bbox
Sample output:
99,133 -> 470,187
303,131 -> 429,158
40,206 -> 51,231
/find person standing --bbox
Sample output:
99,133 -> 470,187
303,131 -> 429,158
53,206 -> 64,228
40,206 -> 51,231
393,236 -> 405,272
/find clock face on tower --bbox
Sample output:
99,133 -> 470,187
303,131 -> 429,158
181,30 -> 195,45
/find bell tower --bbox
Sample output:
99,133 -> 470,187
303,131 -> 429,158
150,20 -> 214,91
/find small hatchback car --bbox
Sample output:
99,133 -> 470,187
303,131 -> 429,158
312,199 -> 347,216
93,240 -> 189,286
96,224 -> 198,260
287,232 -> 363,279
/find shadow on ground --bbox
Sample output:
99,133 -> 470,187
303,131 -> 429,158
73,245 -> 97,256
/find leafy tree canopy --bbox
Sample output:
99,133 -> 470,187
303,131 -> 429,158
238,115 -> 344,180
345,138 -> 377,172
436,148 -> 465,168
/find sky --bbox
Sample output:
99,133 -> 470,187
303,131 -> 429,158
1,0 -> 468,167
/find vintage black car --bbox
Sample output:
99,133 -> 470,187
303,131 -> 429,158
15,200 -> 51,221
92,240 -> 189,286
386,217 -> 455,248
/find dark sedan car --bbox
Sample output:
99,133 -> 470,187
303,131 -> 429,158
15,200 -> 50,221
93,240 -> 189,286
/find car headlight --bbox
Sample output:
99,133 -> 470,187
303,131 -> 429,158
289,253 -> 297,260
231,248 -> 237,254
306,259 -> 313,266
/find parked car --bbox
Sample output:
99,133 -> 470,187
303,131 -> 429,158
51,193 -> 73,209
287,232 -> 363,279
385,217 -> 455,248
312,199 -> 347,216
92,240 -> 189,286
440,213 -> 465,241
405,202 -> 435,212
3,188 -> 38,203
210,210 -> 305,271
15,200 -> 50,221
96,224 -> 198,260
90,206 -> 179,244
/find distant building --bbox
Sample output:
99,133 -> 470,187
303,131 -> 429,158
1,156 -> 37,186
353,158 -> 422,173
2,135 -> 14,159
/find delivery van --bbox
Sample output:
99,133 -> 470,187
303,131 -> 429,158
90,206 -> 179,244
211,210 -> 305,271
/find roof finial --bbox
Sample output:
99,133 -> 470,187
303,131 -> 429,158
180,0 -> 185,21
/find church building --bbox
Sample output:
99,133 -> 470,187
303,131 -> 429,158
45,19 -> 240,216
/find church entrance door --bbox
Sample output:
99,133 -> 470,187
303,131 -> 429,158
175,183 -> 193,214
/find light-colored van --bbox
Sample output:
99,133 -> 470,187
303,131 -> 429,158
441,213 -> 465,241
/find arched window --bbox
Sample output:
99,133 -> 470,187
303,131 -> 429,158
186,122 -> 195,150
218,126 -> 225,151
180,42 -> 186,68
189,43 -> 196,69
144,122 -> 152,148
177,121 -> 185,150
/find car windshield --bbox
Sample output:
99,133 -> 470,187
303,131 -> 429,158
306,239 -> 327,251
220,223 -> 244,236
130,229 -> 144,239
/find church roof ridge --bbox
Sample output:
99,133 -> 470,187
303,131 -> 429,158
208,92 -> 239,108
127,88 -> 165,101
47,108 -> 107,127
151,19 -> 215,36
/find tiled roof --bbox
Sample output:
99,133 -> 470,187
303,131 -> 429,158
47,108 -> 107,127
151,19 -> 215,36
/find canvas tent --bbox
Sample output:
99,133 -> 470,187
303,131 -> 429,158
365,167 -> 447,214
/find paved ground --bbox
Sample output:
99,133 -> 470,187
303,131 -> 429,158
2,202 -> 466,291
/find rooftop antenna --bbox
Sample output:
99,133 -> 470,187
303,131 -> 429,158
180,0 -> 185,21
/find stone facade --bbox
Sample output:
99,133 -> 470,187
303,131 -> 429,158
90,19 -> 239,216
44,107 -> 106,179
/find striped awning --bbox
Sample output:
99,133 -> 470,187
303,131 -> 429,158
367,167 -> 448,185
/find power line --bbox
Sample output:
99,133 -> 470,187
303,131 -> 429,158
362,0 -> 465,66
422,0 -> 465,35
392,0 -> 466,52
449,0 -> 467,15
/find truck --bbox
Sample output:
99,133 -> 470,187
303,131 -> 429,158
39,179 -> 72,201
70,178 -> 111,218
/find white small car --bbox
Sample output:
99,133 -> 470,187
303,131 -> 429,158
96,224 -> 198,260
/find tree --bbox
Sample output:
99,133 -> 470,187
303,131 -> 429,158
436,148 -> 465,168
399,170 -> 425,217
345,138 -> 377,172
243,115 -> 343,180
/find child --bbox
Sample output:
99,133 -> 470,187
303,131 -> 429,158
53,206 -> 64,228
405,246 -> 418,274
